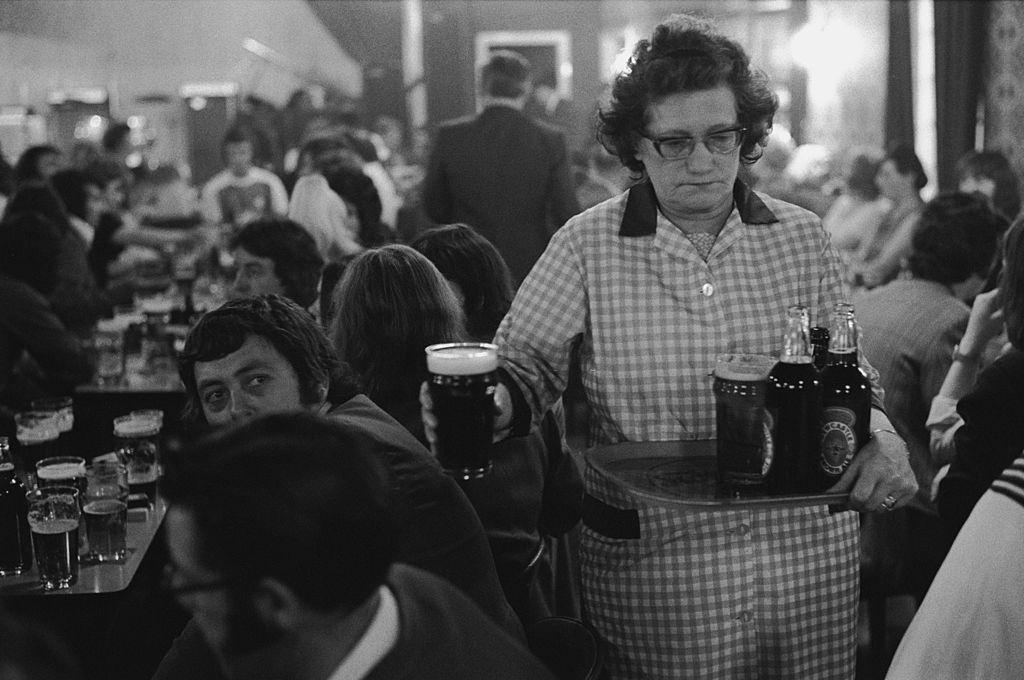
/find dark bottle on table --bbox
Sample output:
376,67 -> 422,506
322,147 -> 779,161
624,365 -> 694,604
766,306 -> 822,494
0,437 -> 32,575
810,326 -> 830,372
815,304 -> 872,490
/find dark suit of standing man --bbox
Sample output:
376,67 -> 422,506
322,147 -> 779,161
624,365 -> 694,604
422,51 -> 581,284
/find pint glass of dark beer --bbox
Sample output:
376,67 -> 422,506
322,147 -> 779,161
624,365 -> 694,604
425,342 -> 498,479
26,485 -> 80,591
713,353 -> 776,490
13,411 -> 60,474
113,415 -> 160,505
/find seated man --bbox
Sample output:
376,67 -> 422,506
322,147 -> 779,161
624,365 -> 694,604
153,295 -> 519,679
855,192 -> 1004,600
201,127 -> 289,229
228,218 -> 324,311
162,412 -> 554,680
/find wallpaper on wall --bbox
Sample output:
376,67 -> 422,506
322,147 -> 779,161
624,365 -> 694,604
985,1 -> 1024,191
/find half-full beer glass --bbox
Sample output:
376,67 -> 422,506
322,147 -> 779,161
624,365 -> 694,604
113,415 -> 160,505
26,486 -> 80,590
713,353 -> 776,490
83,461 -> 129,562
425,343 -> 498,479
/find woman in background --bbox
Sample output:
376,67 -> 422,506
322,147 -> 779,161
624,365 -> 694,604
822,150 -> 889,270
411,224 -> 583,625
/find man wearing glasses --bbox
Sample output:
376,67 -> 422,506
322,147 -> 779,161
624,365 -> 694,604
161,412 -> 553,680
464,13 -> 916,680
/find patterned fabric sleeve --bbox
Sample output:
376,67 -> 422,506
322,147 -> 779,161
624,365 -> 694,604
496,222 -> 589,429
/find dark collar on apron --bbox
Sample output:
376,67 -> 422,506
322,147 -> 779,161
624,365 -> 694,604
618,177 -> 780,237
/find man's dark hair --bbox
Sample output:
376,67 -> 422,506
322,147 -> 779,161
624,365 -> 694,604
480,50 -> 532,99
229,219 -> 325,308
410,224 -> 515,341
12,145 -> 60,186
598,13 -> 779,175
0,211 -> 63,295
956,150 -> 1021,222
907,193 -> 1004,285
221,126 -> 254,153
177,295 -> 360,426
162,411 -> 396,611
845,152 -> 882,201
886,142 -> 928,191
101,123 -> 132,153
1002,215 -> 1024,350
50,169 -> 99,222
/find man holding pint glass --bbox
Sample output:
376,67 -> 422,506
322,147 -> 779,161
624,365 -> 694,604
422,14 -> 915,680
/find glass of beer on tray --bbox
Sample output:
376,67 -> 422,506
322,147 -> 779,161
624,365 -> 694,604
425,342 -> 498,479
26,486 -> 80,590
713,353 -> 776,491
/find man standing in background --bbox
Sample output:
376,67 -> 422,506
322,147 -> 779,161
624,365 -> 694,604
422,51 -> 580,284
201,127 -> 289,229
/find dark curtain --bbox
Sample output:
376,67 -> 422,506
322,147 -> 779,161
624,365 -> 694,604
885,1 -> 914,149
934,1 -> 988,192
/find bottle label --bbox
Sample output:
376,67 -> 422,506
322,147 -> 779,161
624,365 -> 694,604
762,410 -> 774,477
820,406 -> 858,474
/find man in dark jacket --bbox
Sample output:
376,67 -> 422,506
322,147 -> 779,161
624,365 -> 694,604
161,411 -> 553,680
421,51 -> 580,283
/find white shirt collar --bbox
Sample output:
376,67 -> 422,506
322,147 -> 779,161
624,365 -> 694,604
325,586 -> 399,680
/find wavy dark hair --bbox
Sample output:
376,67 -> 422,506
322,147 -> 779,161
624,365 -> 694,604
328,245 -> 466,413
1002,215 -> 1024,350
597,13 -> 778,175
907,193 -> 1004,285
229,218 -> 325,309
177,295 -> 361,426
410,224 -> 514,341
886,142 -> 928,192
956,150 -> 1021,222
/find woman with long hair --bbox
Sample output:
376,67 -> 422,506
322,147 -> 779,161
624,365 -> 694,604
411,225 -> 583,626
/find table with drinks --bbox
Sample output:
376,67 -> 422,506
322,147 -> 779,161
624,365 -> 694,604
1,408 -> 167,594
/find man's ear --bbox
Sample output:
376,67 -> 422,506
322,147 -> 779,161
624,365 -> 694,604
252,577 -> 305,632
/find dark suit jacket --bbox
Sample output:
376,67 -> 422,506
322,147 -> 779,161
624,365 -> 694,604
422,104 -> 580,283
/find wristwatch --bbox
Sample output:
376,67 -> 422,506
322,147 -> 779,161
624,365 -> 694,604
951,343 -> 981,363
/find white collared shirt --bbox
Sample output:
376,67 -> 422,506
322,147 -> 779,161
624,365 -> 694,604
325,586 -> 399,680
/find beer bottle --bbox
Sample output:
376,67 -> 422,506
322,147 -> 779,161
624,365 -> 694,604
0,437 -> 32,575
810,326 -> 830,372
816,304 -> 872,490
766,306 -> 822,494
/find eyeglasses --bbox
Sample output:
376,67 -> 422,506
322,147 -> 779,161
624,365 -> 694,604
640,126 -> 747,160
162,563 -> 230,597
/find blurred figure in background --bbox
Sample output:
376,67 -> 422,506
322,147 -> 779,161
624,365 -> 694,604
200,127 -> 288,230
957,149 -> 1021,222
936,215 -> 1024,535
850,142 -> 927,289
0,211 -> 93,413
12,144 -> 62,189
422,50 -> 580,284
855,192 -> 1004,602
228,218 -> 324,312
822,149 -> 889,270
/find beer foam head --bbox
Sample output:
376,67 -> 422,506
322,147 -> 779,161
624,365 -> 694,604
713,353 -> 774,381
425,343 -> 498,376
113,416 -> 160,437
16,427 -> 59,445
37,460 -> 86,480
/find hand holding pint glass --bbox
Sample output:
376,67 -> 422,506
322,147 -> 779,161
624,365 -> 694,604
424,343 -> 499,479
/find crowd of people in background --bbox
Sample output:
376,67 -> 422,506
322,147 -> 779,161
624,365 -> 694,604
1,11 -> 1024,679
